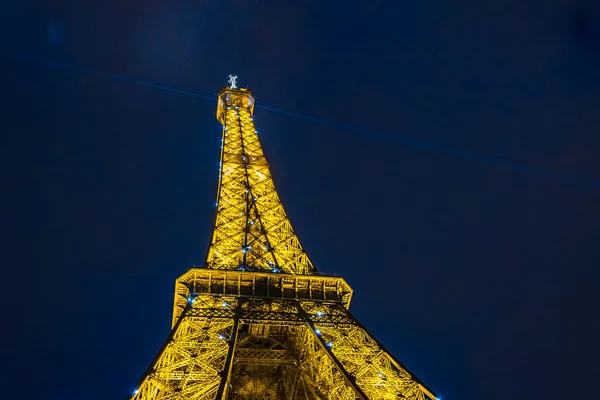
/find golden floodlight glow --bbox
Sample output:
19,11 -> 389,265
127,79 -> 437,400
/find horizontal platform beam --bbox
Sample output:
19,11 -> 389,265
173,268 -> 353,325
182,303 -> 358,327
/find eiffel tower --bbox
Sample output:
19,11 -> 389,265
127,77 -> 437,400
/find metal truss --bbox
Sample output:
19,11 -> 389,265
206,88 -> 315,275
129,296 -> 436,400
171,268 -> 353,325
126,86 -> 437,400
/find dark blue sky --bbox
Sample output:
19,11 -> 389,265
1,1 -> 600,399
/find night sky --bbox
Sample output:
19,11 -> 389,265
2,1 -> 600,399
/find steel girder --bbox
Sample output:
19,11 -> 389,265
126,86 -> 437,400
129,297 -> 435,400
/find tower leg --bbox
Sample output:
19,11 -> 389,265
128,296 -> 240,400
300,301 -> 437,400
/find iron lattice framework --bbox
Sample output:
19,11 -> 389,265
127,83 -> 437,400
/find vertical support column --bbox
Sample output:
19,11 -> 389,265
215,299 -> 243,399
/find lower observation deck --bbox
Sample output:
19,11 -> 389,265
172,268 -> 353,325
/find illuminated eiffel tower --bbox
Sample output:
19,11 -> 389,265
127,76 -> 437,400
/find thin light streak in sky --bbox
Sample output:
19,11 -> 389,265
2,49 -> 599,190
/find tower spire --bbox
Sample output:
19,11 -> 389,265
208,81 -> 316,275
227,74 -> 238,89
